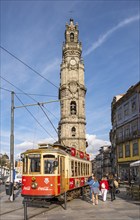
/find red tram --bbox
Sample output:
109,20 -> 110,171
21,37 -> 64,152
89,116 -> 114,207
21,143 -> 91,201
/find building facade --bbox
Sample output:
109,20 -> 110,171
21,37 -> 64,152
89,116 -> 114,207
91,145 -> 111,180
58,19 -> 87,152
101,146 -> 112,176
94,153 -> 102,179
110,82 -> 140,181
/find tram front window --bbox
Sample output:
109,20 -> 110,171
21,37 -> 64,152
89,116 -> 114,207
43,154 -> 58,174
29,154 -> 41,173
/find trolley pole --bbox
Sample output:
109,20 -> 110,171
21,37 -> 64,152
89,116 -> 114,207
10,91 -> 14,202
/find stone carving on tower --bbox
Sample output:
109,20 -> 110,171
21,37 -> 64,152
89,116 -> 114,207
58,19 -> 87,152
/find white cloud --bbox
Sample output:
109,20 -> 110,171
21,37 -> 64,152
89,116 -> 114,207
86,134 -> 110,160
14,141 -> 38,158
14,137 -> 56,158
1,129 -> 110,160
16,141 -> 37,150
14,134 -> 110,160
84,15 -> 140,56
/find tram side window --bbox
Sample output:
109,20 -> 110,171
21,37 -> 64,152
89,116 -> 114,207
78,162 -> 80,176
81,163 -> 83,176
83,163 -> 85,175
71,160 -> 74,177
30,158 -> 40,172
23,156 -> 28,174
87,164 -> 88,175
88,164 -> 89,175
86,163 -> 88,175
75,161 -> 78,176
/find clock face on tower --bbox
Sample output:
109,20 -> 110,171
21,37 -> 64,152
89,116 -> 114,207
70,59 -> 76,66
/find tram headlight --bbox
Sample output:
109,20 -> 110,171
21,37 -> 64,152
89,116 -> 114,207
50,184 -> 53,187
31,182 -> 38,189
32,176 -> 36,182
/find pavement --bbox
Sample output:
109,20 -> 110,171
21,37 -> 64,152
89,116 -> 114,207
0,186 -> 140,220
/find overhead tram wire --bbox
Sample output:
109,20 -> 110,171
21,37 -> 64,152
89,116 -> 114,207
43,106 -> 59,121
1,75 -> 59,104
1,75 -> 59,141
15,94 -> 57,142
15,92 -> 57,98
1,75 -> 38,103
0,45 -> 59,89
39,105 -> 66,147
38,104 -> 58,136
0,76 -> 67,102
1,75 -> 70,103
0,87 -> 12,93
0,87 -> 57,98
1,76 -> 65,143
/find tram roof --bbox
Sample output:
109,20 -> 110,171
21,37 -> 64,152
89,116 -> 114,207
21,144 -> 68,156
21,143 -> 90,161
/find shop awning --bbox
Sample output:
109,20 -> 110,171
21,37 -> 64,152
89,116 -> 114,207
130,160 -> 140,167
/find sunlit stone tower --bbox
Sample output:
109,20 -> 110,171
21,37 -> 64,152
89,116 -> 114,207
58,19 -> 86,152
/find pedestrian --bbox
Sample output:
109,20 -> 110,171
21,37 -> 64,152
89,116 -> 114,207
91,176 -> 100,205
108,174 -> 116,201
87,175 -> 94,201
100,176 -> 109,202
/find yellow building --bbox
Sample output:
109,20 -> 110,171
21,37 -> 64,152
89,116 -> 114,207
110,82 -> 140,181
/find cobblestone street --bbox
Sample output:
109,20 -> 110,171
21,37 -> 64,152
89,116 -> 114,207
0,187 -> 139,220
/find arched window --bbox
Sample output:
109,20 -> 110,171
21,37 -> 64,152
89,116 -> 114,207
71,127 -> 76,137
70,33 -> 74,42
70,101 -> 76,115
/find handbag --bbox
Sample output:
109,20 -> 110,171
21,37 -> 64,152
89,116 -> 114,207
101,183 -> 105,189
114,180 -> 119,188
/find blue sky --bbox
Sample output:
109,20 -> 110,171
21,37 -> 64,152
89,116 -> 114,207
0,0 -> 139,159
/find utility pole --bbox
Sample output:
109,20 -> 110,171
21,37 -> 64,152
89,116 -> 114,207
10,91 -> 14,201
8,93 -> 59,202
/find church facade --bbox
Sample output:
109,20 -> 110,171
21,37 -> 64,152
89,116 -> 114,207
58,19 -> 87,152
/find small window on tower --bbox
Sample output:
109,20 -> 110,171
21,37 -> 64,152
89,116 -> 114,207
70,101 -> 76,115
70,33 -> 74,42
71,127 -> 76,137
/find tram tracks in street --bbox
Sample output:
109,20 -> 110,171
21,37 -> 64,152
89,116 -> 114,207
0,207 -> 24,216
0,188 -> 87,219
0,200 -> 62,219
27,204 -> 60,219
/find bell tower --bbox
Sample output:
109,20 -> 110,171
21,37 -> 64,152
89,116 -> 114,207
58,19 -> 86,152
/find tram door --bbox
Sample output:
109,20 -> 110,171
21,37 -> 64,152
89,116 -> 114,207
60,156 -> 65,193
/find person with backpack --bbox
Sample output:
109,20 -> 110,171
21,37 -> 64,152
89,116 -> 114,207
99,175 -> 109,202
108,174 -> 116,201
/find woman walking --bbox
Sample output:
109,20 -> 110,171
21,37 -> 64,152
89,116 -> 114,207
100,176 -> 109,202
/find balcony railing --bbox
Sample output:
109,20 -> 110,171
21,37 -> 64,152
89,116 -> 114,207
116,130 -> 140,144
